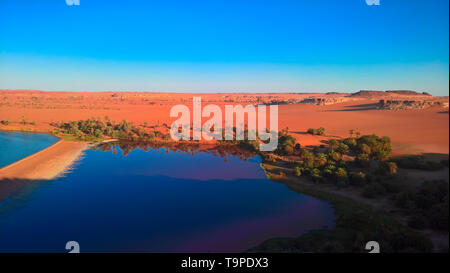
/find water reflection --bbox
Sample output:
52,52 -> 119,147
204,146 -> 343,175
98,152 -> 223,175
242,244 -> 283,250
0,140 -> 335,253
95,141 -> 257,162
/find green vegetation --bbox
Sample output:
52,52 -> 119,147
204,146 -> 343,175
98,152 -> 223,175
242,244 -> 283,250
395,180 -> 449,231
17,116 -> 36,126
51,117 -> 170,142
307,127 -> 326,135
286,134 -> 393,189
50,119 -> 448,252
275,128 -> 297,155
248,178 -> 433,253
393,155 -> 446,171
258,131 -> 448,252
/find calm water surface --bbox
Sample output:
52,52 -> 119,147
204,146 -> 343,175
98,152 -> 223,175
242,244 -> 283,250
0,138 -> 335,253
0,131 -> 59,168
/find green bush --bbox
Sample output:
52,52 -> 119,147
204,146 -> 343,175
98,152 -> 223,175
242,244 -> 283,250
356,153 -> 370,167
387,162 -> 398,175
343,137 -> 357,147
311,168 -> 322,182
307,127 -> 326,135
335,168 -> 348,181
394,156 -> 444,171
276,131 -> 296,155
337,143 -> 350,154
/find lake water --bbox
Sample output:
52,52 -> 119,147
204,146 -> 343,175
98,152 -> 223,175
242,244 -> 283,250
0,138 -> 335,253
0,131 -> 59,168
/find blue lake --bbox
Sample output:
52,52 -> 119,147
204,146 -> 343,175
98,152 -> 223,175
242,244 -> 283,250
0,131 -> 59,168
0,138 -> 335,253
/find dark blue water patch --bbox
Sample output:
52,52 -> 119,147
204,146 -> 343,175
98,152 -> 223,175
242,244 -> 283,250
0,131 -> 59,168
0,145 -> 335,253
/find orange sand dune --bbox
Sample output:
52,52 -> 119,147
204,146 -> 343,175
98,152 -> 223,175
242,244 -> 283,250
0,90 -> 448,155
278,100 -> 449,155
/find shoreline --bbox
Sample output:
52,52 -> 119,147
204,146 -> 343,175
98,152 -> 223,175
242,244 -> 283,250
0,137 -> 89,181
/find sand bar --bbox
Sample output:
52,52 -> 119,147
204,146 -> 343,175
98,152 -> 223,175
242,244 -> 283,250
0,139 -> 88,180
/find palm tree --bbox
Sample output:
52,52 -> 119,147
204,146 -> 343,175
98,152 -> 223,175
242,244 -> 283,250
388,162 -> 398,175
329,139 -> 339,152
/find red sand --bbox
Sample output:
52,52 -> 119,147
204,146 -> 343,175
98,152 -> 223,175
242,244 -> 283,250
0,90 -> 448,155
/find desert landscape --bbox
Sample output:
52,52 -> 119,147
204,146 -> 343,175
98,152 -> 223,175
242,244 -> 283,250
0,89 -> 448,155
1,89 -> 448,252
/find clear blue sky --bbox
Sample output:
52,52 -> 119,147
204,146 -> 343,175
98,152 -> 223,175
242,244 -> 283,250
0,0 -> 448,95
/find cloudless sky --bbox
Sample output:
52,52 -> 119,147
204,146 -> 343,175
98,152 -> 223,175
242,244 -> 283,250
0,0 -> 448,95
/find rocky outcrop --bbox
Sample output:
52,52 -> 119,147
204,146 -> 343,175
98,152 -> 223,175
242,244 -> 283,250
351,90 -> 431,98
300,97 -> 348,105
378,99 -> 449,110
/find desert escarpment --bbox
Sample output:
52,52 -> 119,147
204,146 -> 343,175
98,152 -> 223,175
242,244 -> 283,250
378,99 -> 449,110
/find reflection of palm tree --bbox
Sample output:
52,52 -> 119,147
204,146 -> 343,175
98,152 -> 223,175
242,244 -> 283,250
96,140 -> 257,162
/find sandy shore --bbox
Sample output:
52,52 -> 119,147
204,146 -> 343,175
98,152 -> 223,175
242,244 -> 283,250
0,139 -> 88,180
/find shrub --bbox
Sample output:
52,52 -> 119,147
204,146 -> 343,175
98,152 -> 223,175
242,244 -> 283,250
374,150 -> 389,161
328,139 -> 339,151
311,168 -> 322,182
349,171 -> 366,185
335,168 -> 348,180
387,162 -> 398,175
356,153 -> 370,167
328,151 -> 341,162
276,132 -> 296,155
315,153 -> 328,167
316,127 -> 326,135
414,180 -> 448,210
393,156 -> 444,171
307,127 -> 326,135
359,143 -> 371,155
93,129 -> 103,138
337,143 -> 350,154
357,134 -> 392,159
343,137 -> 357,148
